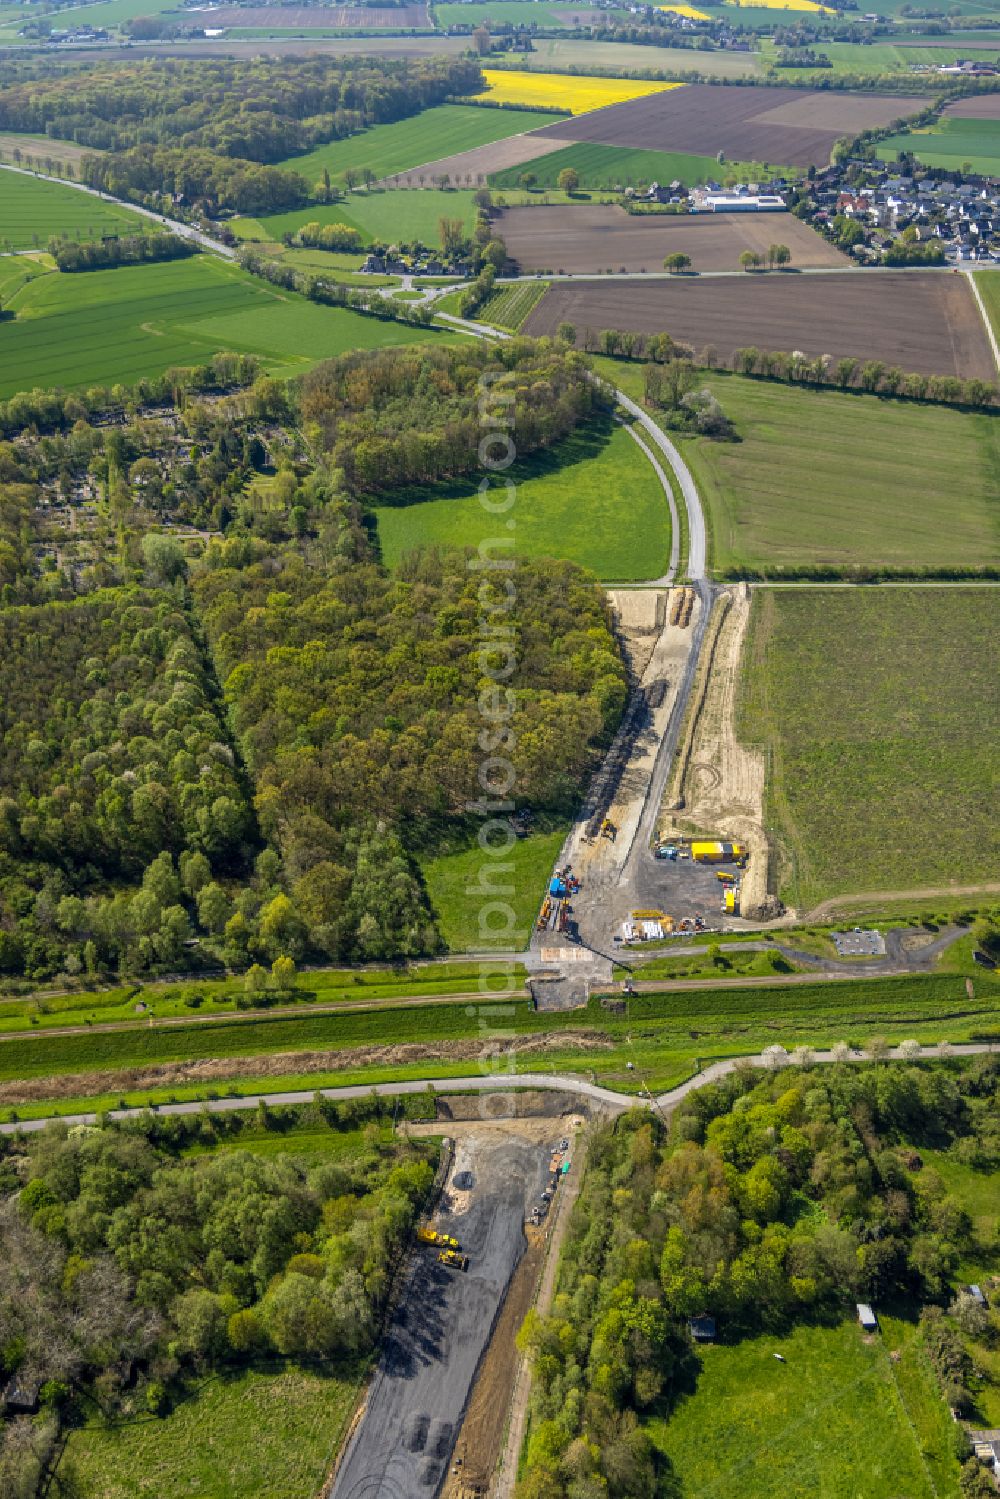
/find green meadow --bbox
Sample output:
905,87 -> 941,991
233,188 -> 479,250
0,255 -> 446,398
649,1320 -> 953,1499
491,142 -> 778,192
738,588 -> 1000,909
597,362 -> 1000,576
0,169 -> 147,249
374,416 -> 671,581
974,269 -> 1000,341
278,103 -> 560,186
63,1365 -> 357,1499
420,827 -> 567,951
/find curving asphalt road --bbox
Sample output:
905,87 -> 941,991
4,1043 -> 996,1136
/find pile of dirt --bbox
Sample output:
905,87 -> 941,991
0,1032 -> 613,1107
660,585 -> 774,920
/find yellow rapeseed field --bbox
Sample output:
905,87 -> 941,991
726,0 -> 832,11
471,70 -> 684,115
657,3 -> 710,16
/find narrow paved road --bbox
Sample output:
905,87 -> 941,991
0,162 -> 236,259
4,1043 -> 996,1136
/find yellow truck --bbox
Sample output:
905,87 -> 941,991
417,1227 -> 461,1250
691,841 -> 746,865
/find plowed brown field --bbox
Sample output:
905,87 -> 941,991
522,270 -> 995,380
528,83 -> 926,168
497,203 -> 847,273
945,94 -> 1000,119
201,2 -> 430,23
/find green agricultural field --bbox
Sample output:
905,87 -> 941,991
278,103 -> 561,187
62,1365 -> 357,1499
477,278 -> 548,328
879,116 -> 1000,175
0,169 -> 147,250
737,588 -> 1000,909
435,0 -> 632,25
420,827 -> 567,950
502,35 -> 763,75
974,271 -> 1000,341
648,1320 -> 954,1499
0,254 -> 444,399
667,375 -> 999,575
490,141 -> 780,192
40,0 -> 183,26
235,188 -> 479,250
374,416 -> 671,581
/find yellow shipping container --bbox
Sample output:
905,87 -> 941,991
691,841 -> 746,863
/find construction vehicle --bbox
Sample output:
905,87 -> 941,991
600,818 -> 616,841
417,1227 -> 461,1250
438,1248 -> 469,1272
691,841 -> 746,865
716,871 -> 735,884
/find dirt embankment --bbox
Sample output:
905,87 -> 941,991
0,1033 -> 614,1107
660,585 -> 775,920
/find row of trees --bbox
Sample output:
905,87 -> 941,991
516,1054 -> 1000,1497
48,231 -> 196,273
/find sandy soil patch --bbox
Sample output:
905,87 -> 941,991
0,1033 -> 613,1107
384,132 -> 568,187
660,585 -> 773,919
497,202 -> 846,274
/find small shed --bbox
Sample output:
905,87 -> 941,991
966,1284 -> 988,1308
857,1303 -> 879,1334
688,1314 -> 716,1343
3,1375 -> 40,1414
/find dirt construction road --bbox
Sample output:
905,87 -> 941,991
328,1125 -> 553,1499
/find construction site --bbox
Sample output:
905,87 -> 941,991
328,1103 -> 587,1499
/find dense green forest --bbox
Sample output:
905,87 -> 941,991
299,340 -> 596,494
0,1096 -> 438,1496
0,340 -> 625,981
516,1056 -> 1000,1497
0,55 -> 482,215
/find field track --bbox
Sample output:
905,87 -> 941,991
497,203 -> 847,273
528,83 -> 927,168
524,270 -> 996,380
